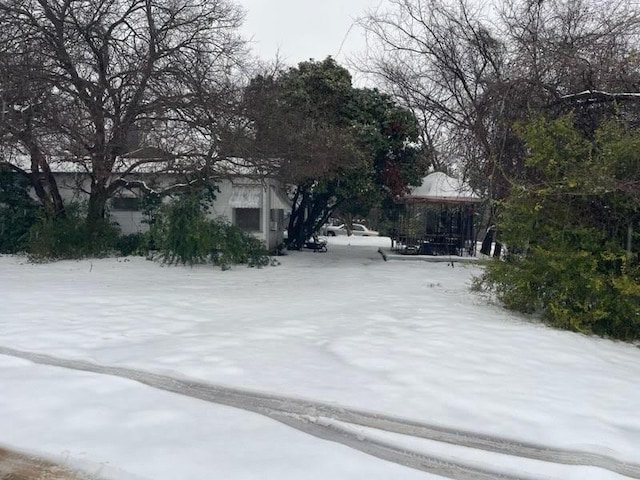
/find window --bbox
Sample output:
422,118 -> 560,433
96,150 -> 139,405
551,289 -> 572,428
235,208 -> 261,232
111,197 -> 140,211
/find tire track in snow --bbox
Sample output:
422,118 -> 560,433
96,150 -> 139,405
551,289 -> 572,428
1,346 -> 638,480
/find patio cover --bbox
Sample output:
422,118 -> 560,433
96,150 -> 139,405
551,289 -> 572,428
400,172 -> 481,205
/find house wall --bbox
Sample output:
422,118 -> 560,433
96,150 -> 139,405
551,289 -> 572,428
210,179 -> 286,251
52,173 -> 148,235
48,173 -> 288,251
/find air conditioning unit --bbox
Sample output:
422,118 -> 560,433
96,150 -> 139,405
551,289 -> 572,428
270,221 -> 278,231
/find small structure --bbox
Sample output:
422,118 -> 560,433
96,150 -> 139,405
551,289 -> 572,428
393,172 -> 481,256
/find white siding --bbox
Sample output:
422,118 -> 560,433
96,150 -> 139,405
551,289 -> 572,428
47,173 -> 288,250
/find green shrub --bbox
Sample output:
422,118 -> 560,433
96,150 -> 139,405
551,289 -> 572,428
27,204 -> 119,260
478,237 -> 640,340
210,218 -> 272,269
115,232 -> 148,256
0,168 -> 39,253
476,116 -> 640,341
149,191 -> 271,269
149,192 -> 214,265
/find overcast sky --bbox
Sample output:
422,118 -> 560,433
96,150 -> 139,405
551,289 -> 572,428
237,0 -> 384,71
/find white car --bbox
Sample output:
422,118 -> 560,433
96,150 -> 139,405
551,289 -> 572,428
325,223 -> 379,236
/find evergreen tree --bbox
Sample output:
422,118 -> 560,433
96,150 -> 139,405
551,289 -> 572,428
244,58 -> 428,249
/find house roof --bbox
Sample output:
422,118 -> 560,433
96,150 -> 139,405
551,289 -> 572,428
7,153 -> 276,178
399,172 -> 481,204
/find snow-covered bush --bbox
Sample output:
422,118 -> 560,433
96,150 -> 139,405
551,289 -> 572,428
476,116 -> 640,341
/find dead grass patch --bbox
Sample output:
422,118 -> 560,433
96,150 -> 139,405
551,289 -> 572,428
0,447 -> 98,480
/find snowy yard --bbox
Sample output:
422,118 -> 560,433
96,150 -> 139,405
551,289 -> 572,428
1,236 -> 639,479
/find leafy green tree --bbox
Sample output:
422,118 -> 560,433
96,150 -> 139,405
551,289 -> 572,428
336,88 -> 425,221
477,116 -> 640,340
243,58 -> 427,249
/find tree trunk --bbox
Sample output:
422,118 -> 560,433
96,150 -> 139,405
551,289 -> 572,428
480,226 -> 495,256
38,156 -> 65,217
286,185 -> 318,250
289,208 -> 314,250
86,181 -> 109,238
29,145 -> 65,217
286,184 -> 339,249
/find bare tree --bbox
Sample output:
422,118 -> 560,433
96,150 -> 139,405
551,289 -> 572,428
359,0 -> 511,254
360,0 -> 506,176
360,0 -> 640,254
0,0 -> 247,234
0,22 -> 66,215
361,0 -> 640,181
503,0 -> 640,95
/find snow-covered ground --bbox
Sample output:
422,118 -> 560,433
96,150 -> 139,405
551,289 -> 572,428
1,236 -> 639,479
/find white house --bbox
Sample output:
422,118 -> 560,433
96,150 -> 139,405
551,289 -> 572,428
52,173 -> 291,252
18,152 -> 292,252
